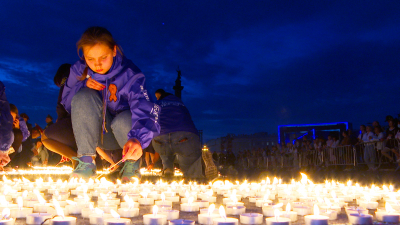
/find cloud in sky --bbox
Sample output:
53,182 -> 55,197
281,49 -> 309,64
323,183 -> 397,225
0,0 -> 399,140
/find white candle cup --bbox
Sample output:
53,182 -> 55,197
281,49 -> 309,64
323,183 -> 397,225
159,209 -> 179,221
26,213 -> 52,225
0,217 -> 15,225
263,205 -> 282,217
180,203 -> 199,212
165,196 -> 180,203
194,200 -> 209,208
126,194 -> 140,202
168,219 -> 195,225
282,212 -> 297,222
248,197 -> 262,203
321,210 -> 337,220
33,203 -> 51,213
89,213 -> 113,225
50,216 -> 77,225
202,196 -> 216,203
292,206 -> 311,216
198,213 -> 220,225
155,200 -> 173,207
265,217 -> 291,225
200,208 -> 219,215
382,213 -> 400,223
348,213 -> 373,225
212,217 -> 239,225
222,198 -> 232,205
104,218 -> 131,225
304,215 -> 329,225
81,208 -> 94,218
99,206 -> 118,214
240,213 -> 263,224
98,199 -> 121,206
10,207 -> 33,218
226,206 -> 246,216
117,208 -> 139,218
143,213 -> 167,225
120,202 -> 139,208
138,198 -> 154,205
24,200 -> 39,208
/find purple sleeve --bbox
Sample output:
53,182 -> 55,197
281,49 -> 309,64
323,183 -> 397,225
61,61 -> 87,113
18,118 -> 30,142
124,73 -> 160,149
0,81 -> 14,151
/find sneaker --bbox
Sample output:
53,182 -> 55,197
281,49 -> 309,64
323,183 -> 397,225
202,150 -> 218,180
70,156 -> 96,179
120,160 -> 141,183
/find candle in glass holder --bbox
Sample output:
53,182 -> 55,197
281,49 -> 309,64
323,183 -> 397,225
304,205 -> 328,225
143,205 -> 167,225
104,209 -> 131,225
198,204 -> 220,225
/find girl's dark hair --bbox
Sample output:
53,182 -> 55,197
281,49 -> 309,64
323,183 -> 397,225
76,27 -> 123,81
9,104 -> 18,115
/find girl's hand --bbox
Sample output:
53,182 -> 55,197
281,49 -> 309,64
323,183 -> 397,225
13,118 -> 19,129
122,138 -> 143,161
0,151 -> 10,167
86,77 -> 105,91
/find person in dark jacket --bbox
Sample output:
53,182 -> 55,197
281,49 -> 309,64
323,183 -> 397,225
0,81 -> 13,167
152,89 -> 217,179
61,27 -> 160,181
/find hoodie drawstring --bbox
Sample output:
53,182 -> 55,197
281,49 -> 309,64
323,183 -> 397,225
101,79 -> 108,144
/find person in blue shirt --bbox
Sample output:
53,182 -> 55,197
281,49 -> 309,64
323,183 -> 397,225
62,27 -> 160,181
152,89 -> 217,179
0,81 -> 13,167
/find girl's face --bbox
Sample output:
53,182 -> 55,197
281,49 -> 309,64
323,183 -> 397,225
83,43 -> 117,74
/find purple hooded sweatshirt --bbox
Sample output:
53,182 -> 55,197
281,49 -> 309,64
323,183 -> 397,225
61,53 -> 160,149
0,81 -> 14,152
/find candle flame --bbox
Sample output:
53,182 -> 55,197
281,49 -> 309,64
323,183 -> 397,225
286,203 -> 291,213
386,202 -> 395,213
273,203 -> 283,209
208,204 -> 215,216
53,199 -> 64,219
110,209 -> 120,219
274,209 -> 280,221
219,205 -> 226,220
153,205 -> 158,216
94,208 -> 104,215
17,196 -> 23,209
314,204 -> 319,216
36,193 -> 46,204
1,208 -> 10,219
161,193 -> 165,202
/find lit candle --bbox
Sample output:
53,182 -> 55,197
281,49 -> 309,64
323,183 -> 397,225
226,206 -> 245,216
348,213 -> 373,225
155,193 -> 172,207
0,208 -> 15,225
198,204 -> 220,225
49,201 -> 77,225
33,193 -> 50,213
265,209 -> 291,225
240,213 -> 263,224
139,192 -> 154,205
212,206 -> 238,225
180,197 -> 199,212
89,208 -> 113,225
143,205 -> 167,225
10,197 -> 32,219
26,213 -> 52,225
263,203 -> 283,217
304,205 -> 329,225
376,203 -> 400,223
65,200 -> 81,215
104,209 -> 131,225
281,203 -> 297,222
81,203 -> 94,219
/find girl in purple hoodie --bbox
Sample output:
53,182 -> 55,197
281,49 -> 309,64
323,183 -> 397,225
61,27 -> 160,181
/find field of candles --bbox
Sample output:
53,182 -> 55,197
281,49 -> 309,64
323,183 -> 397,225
0,170 -> 399,225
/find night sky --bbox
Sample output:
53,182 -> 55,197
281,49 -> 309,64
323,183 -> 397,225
1,1 -> 399,141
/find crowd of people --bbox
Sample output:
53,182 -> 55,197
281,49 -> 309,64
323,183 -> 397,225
0,26 -> 217,182
213,117 -> 400,172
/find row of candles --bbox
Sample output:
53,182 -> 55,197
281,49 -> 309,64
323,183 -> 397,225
0,173 -> 399,224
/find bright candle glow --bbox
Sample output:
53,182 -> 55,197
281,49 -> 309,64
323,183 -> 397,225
1,208 -> 10,219
219,206 -> 226,220
314,204 -> 319,216
208,204 -> 215,216
94,208 -> 104,215
386,203 -> 395,213
153,205 -> 158,216
274,209 -> 280,221
110,209 -> 120,219
286,203 -> 291,213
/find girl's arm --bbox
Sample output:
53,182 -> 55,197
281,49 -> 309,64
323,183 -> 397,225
124,74 -> 161,149
0,81 -> 14,152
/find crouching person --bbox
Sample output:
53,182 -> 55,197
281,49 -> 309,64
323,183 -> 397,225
31,140 -> 49,167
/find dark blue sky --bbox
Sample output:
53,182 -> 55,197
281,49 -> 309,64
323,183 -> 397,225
1,1 -> 399,141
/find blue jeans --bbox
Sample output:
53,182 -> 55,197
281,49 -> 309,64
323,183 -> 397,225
71,88 -> 132,157
152,131 -> 203,178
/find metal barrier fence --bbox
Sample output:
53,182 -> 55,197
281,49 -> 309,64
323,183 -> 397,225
235,140 -> 400,170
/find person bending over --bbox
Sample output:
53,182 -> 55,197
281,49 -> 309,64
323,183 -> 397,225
61,27 -> 160,181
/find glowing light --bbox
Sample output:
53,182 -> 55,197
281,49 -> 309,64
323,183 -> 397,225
274,209 -> 280,221
219,206 -> 226,220
314,204 -> 319,216
153,205 -> 158,216
1,208 -> 10,219
110,209 -> 120,219
208,204 -> 215,216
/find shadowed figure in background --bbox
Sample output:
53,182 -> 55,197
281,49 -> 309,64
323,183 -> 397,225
152,89 -> 217,179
